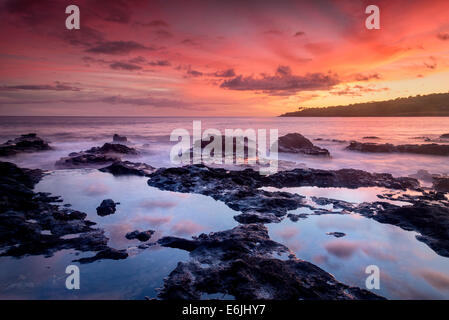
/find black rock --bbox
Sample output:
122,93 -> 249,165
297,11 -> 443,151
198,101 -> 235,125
125,229 -> 155,242
99,161 -> 155,177
363,136 -> 380,139
113,134 -> 128,143
0,134 -> 52,156
96,199 -> 117,216
440,133 -> 449,139
0,161 -> 122,260
347,141 -> 449,156
278,133 -> 330,156
432,177 -> 449,193
158,224 -> 384,300
55,143 -> 138,169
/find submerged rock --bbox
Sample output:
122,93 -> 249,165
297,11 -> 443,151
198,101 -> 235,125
96,199 -> 117,216
0,133 -> 52,157
125,230 -> 155,242
346,141 -> 449,156
278,133 -> 330,156
157,224 -> 384,300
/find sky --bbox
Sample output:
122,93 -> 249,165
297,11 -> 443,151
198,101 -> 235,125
0,0 -> 448,116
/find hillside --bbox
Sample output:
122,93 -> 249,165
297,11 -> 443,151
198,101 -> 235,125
280,92 -> 449,117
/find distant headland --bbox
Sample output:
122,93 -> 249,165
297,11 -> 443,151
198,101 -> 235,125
279,92 -> 449,117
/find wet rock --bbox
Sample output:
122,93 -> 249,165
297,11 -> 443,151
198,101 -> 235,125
55,153 -> 120,168
360,202 -> 449,257
99,161 -> 155,177
233,212 -> 280,224
440,133 -> 449,139
433,177 -> 449,193
314,138 -> 346,143
0,161 -> 119,260
362,136 -> 380,139
147,165 -> 419,223
0,133 -> 52,157
96,199 -> 117,216
158,224 -> 384,300
113,134 -> 128,143
86,143 -> 137,155
73,248 -> 128,264
278,133 -> 330,156
287,213 -> 308,222
347,141 -> 449,156
55,143 -> 138,169
125,230 -> 155,242
326,232 -> 346,238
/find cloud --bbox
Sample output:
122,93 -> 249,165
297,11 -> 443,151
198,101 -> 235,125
220,66 -> 339,95
185,66 -> 203,77
109,62 -> 142,71
211,69 -> 236,77
170,220 -> 204,236
100,95 -> 191,108
437,32 -> 449,41
294,31 -> 305,37
355,73 -> 381,81
139,200 -> 177,210
424,56 -> 437,69
86,41 -> 153,55
330,84 -> 389,96
0,82 -> 81,91
148,60 -> 171,67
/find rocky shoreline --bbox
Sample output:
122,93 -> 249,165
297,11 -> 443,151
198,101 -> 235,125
2,132 -> 449,300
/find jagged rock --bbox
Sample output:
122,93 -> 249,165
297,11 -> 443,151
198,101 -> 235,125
96,199 -> 117,216
55,143 -> 138,168
125,230 -> 155,242
0,161 -> 119,260
147,165 -> 419,224
440,133 -> 449,139
278,133 -> 330,156
99,161 -> 155,176
113,134 -> 128,143
346,141 -> 449,156
86,143 -> 137,155
433,177 -> 449,193
157,224 -> 384,300
0,133 -> 52,156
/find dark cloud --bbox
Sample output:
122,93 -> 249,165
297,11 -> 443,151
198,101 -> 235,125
294,31 -> 305,37
220,66 -> 339,94
1,82 -> 81,91
86,41 -> 153,55
109,62 -> 142,71
437,32 -> 449,41
148,60 -> 171,67
264,30 -> 283,35
185,66 -> 203,77
181,39 -> 199,46
355,73 -> 381,81
212,69 -> 236,77
100,95 -> 191,108
424,56 -> 437,69
154,29 -> 174,39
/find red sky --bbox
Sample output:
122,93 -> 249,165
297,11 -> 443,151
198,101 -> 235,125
0,0 -> 448,116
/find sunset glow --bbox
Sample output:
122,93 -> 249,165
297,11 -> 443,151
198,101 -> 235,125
1,0 -> 449,116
